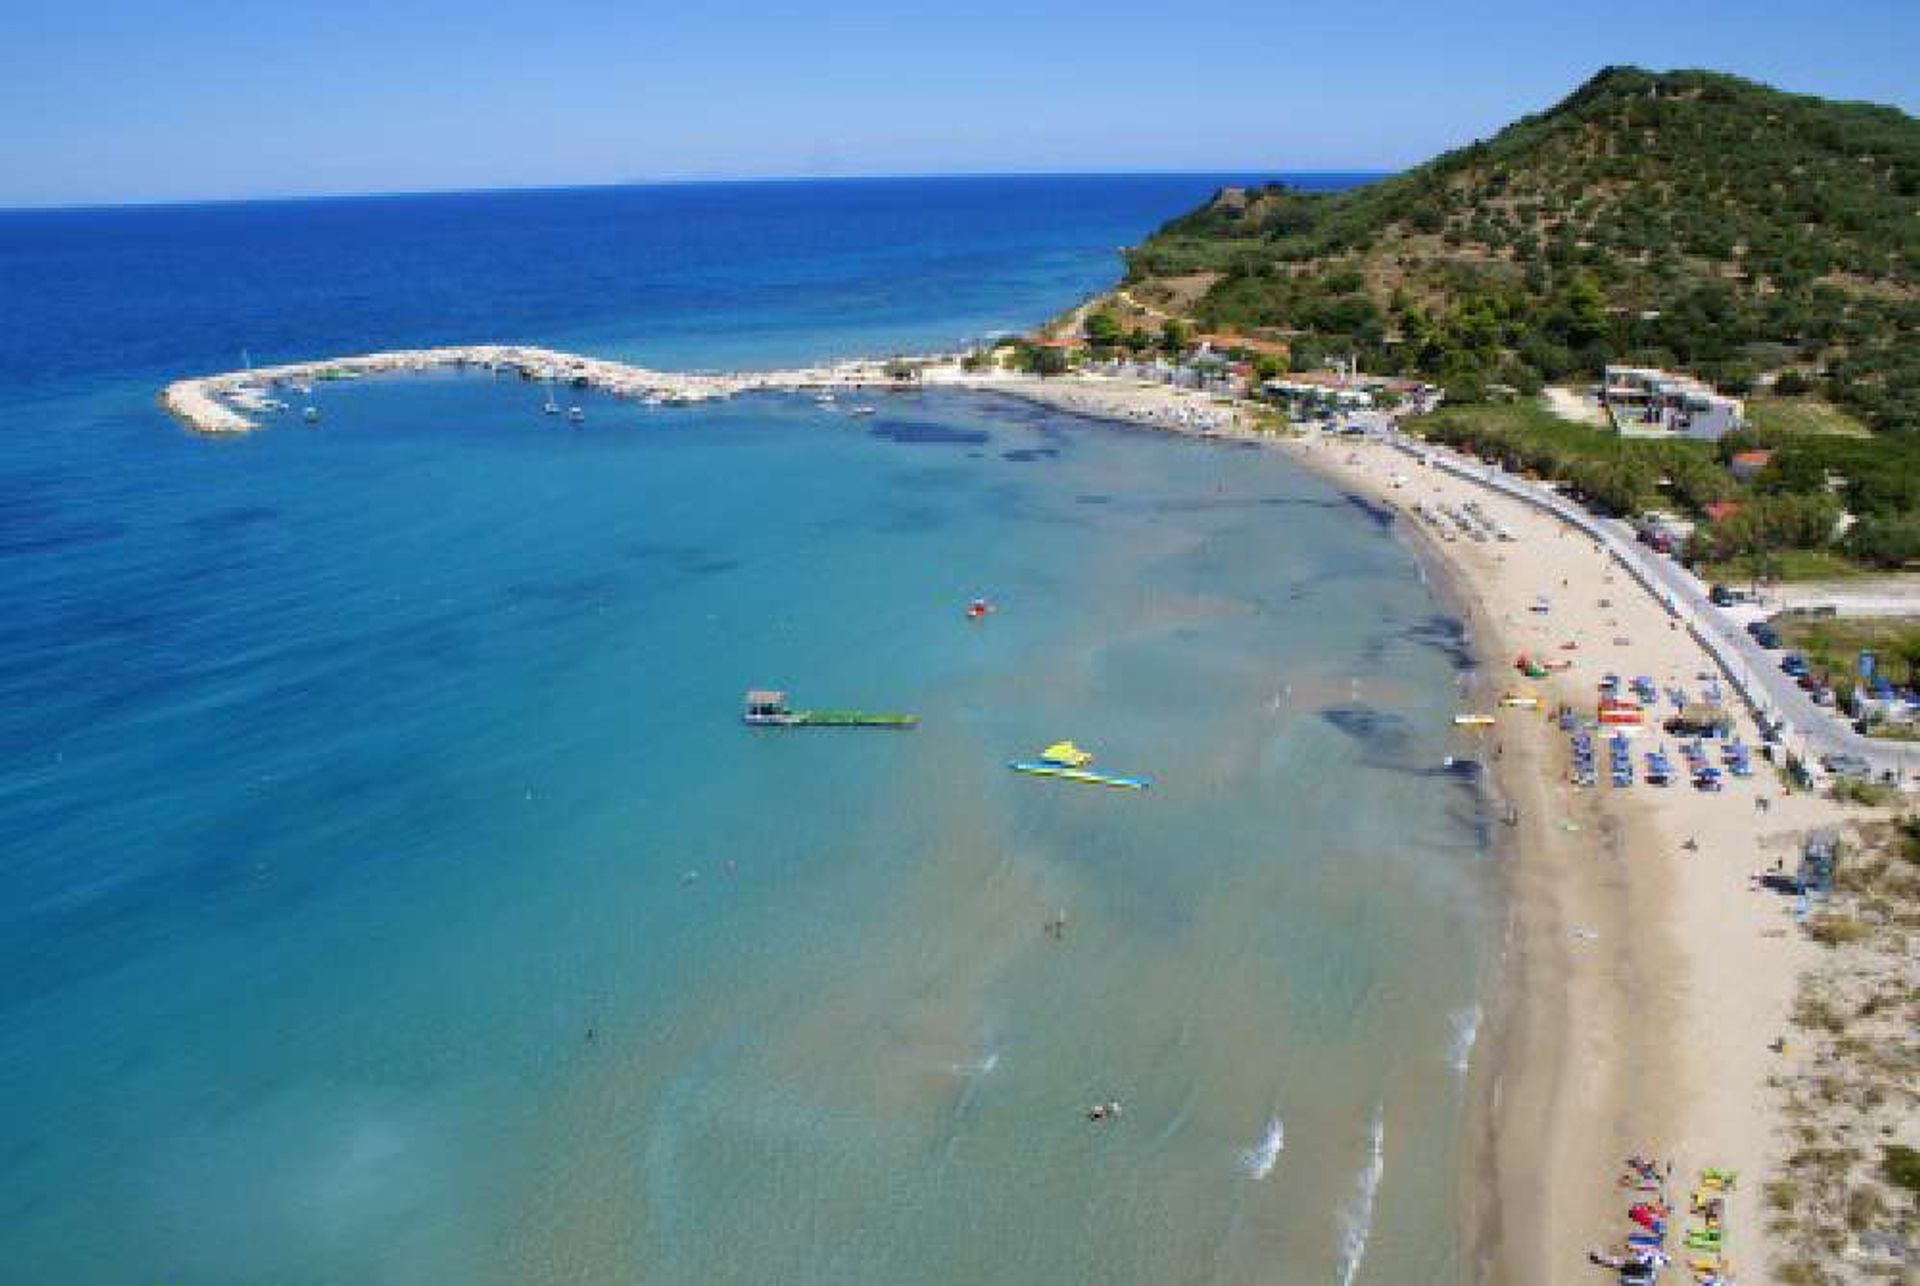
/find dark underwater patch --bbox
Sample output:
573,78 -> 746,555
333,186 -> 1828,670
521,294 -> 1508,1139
501,573 -> 624,608
0,516 -> 127,557
1001,447 -> 1059,462
1403,613 -> 1474,669
187,505 -> 280,535
1075,493 -> 1111,505
623,543 -> 742,575
1342,492 -> 1397,531
678,555 -> 740,575
869,418 -> 991,446
1318,703 -> 1412,752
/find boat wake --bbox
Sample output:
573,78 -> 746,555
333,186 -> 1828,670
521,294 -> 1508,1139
1336,1107 -> 1386,1286
1448,1005 -> 1481,1077
950,1052 -> 999,1076
1239,1115 -> 1284,1179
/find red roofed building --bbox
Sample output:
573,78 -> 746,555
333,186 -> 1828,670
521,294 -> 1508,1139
1728,450 -> 1773,482
1704,500 -> 1744,524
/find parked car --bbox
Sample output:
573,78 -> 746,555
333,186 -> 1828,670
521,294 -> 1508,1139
1822,753 -> 1872,778
1709,583 -> 1736,607
1782,653 -> 1809,677
1747,622 -> 1781,649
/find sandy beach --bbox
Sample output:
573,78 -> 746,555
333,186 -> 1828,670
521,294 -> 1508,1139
976,372 -> 1853,1282
157,350 -> 1860,1280
1270,428 -> 1849,1284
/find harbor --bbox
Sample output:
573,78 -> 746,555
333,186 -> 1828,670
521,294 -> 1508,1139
159,344 -> 932,435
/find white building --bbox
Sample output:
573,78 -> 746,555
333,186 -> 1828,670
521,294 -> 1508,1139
1603,365 -> 1744,441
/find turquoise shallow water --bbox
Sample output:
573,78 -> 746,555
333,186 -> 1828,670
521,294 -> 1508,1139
0,177 -> 1486,1283
2,377 -> 1488,1282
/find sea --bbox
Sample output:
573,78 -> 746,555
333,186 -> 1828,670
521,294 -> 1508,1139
0,175 -> 1494,1284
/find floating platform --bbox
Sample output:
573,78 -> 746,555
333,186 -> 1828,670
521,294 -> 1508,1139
742,689 -> 916,728
1009,761 -> 1149,790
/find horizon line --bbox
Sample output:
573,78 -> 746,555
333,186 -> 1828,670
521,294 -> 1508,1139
0,167 -> 1396,217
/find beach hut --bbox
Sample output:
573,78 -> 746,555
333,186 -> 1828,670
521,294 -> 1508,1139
743,689 -> 795,725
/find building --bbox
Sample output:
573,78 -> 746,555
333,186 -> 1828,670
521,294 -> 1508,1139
1603,366 -> 1744,441
1634,509 -> 1696,555
1728,449 -> 1773,482
1262,378 -> 1374,414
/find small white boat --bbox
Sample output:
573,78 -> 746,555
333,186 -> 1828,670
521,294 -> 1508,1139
543,379 -> 561,415
848,405 -> 877,417
814,392 -> 837,405
303,405 -> 320,424
567,406 -> 585,424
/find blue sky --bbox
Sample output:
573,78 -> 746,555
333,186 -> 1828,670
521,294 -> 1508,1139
1,0 -> 1914,206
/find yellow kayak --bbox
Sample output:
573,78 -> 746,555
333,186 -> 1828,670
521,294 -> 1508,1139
1453,714 -> 1498,727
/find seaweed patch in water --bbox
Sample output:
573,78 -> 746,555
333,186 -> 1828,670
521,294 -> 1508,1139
1342,493 -> 1397,531
869,419 -> 991,446
1318,703 -> 1412,751
1403,614 -> 1474,669
1001,447 -> 1060,463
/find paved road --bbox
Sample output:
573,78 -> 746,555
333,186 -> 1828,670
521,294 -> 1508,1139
1380,429 -> 1920,783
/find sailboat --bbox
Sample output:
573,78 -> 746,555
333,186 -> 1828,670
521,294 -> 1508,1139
542,379 -> 561,416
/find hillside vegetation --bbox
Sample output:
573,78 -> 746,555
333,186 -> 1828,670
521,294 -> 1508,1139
1125,67 -> 1919,431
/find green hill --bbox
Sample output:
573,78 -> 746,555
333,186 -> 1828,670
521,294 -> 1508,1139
1124,67 -> 1919,431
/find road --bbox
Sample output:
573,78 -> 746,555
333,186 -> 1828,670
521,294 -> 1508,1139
1380,429 -> 1920,783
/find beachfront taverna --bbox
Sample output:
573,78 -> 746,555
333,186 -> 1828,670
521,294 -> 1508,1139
1603,365 -> 1745,441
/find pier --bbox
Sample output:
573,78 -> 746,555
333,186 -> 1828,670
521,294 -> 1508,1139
159,344 -> 923,435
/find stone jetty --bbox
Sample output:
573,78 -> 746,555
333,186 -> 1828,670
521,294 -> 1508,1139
159,344 -> 920,434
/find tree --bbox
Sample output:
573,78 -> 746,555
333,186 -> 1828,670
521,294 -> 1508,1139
1160,319 -> 1193,355
1084,310 -> 1123,348
1846,513 -> 1920,569
1021,344 -> 1071,377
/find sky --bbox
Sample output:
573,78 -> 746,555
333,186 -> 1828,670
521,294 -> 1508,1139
0,0 -> 1915,207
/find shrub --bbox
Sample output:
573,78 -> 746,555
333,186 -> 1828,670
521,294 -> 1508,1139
1806,915 -> 1873,948
1883,1144 -> 1920,1193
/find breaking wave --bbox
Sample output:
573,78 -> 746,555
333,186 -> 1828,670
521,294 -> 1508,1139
1239,1116 -> 1284,1179
1336,1107 -> 1386,1286
1448,1005 -> 1481,1077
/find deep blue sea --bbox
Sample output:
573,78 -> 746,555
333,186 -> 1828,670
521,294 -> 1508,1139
0,175 -> 1492,1284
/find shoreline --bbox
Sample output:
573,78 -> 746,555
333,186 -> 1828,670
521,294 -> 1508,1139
159,348 -> 1851,1281
1269,429 -> 1842,1284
